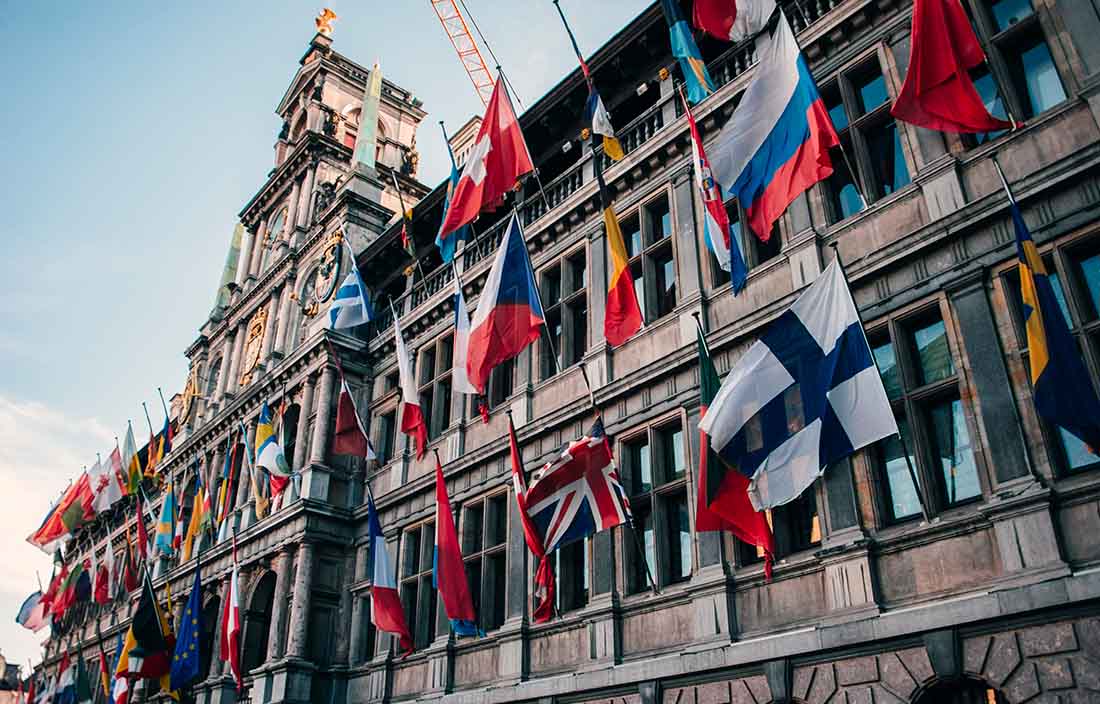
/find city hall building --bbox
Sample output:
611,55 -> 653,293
38,0 -> 1100,702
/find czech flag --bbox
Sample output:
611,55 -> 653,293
710,13 -> 838,241
466,213 -> 544,393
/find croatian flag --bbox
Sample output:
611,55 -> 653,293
432,457 -> 479,636
395,313 -> 428,459
366,490 -> 413,653
452,276 -> 478,396
699,260 -> 897,510
329,260 -> 374,330
694,0 -> 777,44
684,92 -> 747,295
710,13 -> 838,242
466,214 -> 544,394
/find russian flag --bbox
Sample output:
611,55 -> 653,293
466,213 -> 544,394
366,490 -> 413,653
710,13 -> 838,242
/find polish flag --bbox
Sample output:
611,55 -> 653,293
366,491 -> 413,654
395,314 -> 428,460
438,75 -> 534,239
219,542 -> 241,691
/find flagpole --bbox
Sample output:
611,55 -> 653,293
509,206 -> 563,377
390,171 -> 429,283
828,243 -> 931,523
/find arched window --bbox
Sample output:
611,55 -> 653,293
914,678 -> 1007,704
241,572 -> 277,674
206,358 -> 222,399
199,597 -> 220,679
282,404 -> 301,470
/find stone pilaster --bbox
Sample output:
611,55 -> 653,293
303,366 -> 336,501
273,281 -> 295,357
226,321 -> 247,398
348,591 -> 365,666
249,220 -> 268,282
293,376 -> 316,472
236,228 -> 256,289
267,546 -> 294,662
285,180 -> 301,245
260,286 -> 281,369
286,541 -> 315,659
298,165 -> 317,230
216,334 -> 235,405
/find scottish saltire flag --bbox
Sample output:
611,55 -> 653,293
432,457 -> 479,636
660,0 -> 716,104
684,92 -> 747,294
255,402 -> 291,496
525,418 -> 632,553
452,276 -> 478,395
700,260 -> 897,510
710,13 -> 838,241
169,569 -> 202,691
366,490 -> 413,653
329,262 -> 374,330
1011,202 -> 1100,450
436,140 -> 471,263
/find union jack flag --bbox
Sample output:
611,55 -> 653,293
525,418 -> 632,553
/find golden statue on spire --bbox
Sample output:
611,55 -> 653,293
315,8 -> 338,37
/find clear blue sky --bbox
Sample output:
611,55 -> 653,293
0,0 -> 651,671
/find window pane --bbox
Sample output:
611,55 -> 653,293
873,339 -> 903,399
855,72 -> 888,114
463,503 -> 484,554
1075,252 -> 1100,321
402,531 -> 421,578
879,415 -> 921,521
647,198 -> 672,244
420,391 -> 435,439
867,121 -> 910,197
487,552 -> 506,629
989,0 -> 1034,32
632,262 -> 646,323
665,493 -> 692,583
420,523 -> 436,572
568,253 -> 587,294
557,539 -> 589,611
542,311 -> 563,380
420,348 -> 436,386
626,438 -> 652,494
654,247 -> 677,318
440,336 -> 453,370
571,299 -> 588,365
437,379 -> 452,432
823,87 -> 848,132
971,68 -> 1009,144
929,399 -> 981,505
827,145 -> 862,222
630,501 -> 655,594
1012,34 -> 1066,118
543,266 -> 562,306
623,216 -> 642,258
486,495 -> 507,547
658,425 -> 685,483
911,318 -> 954,385
1047,268 -> 1072,327
465,557 -> 482,631
774,490 -> 820,556
1059,426 -> 1099,473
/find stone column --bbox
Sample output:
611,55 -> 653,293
235,421 -> 254,509
216,335 -> 235,404
670,165 -> 702,300
235,229 -> 256,289
273,281 -> 295,356
260,286 -> 281,368
266,546 -> 294,661
226,322 -> 247,398
298,166 -> 317,229
293,377 -> 317,471
285,541 -> 315,659
309,366 -> 337,465
285,180 -> 301,243
249,221 -> 268,281
333,550 -> 356,665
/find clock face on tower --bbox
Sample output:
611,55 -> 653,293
239,307 -> 269,386
300,233 -> 343,317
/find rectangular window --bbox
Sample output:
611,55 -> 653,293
417,336 -> 454,440
540,249 -> 588,380
623,418 -> 692,593
487,357 -> 514,410
623,194 -> 677,324
710,198 -> 782,289
399,522 -> 436,649
555,537 -> 590,612
462,492 -> 508,632
376,411 -> 396,464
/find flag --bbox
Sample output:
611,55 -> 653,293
89,456 -> 123,515
115,573 -> 174,691
74,559 -> 92,604
436,137 -> 472,263
73,657 -> 92,704
507,417 -> 554,623
16,591 -> 48,632
693,0 -> 777,43
694,323 -> 774,575
595,151 -> 642,346
685,91 -> 748,295
56,653 -> 73,704
891,0 -> 1017,133
109,444 -> 128,498
394,312 -> 428,460
27,474 -> 95,551
159,413 -> 174,463
438,76 -> 535,238
699,260 -> 898,509
134,494 -> 150,563
96,643 -> 111,702
155,484 -> 176,556
122,527 -> 138,594
94,548 -> 111,605
586,90 -> 624,161
329,260 -> 375,330
451,276 -> 478,395
145,429 -> 159,478
256,402 -> 291,496
242,422 -> 269,520
51,561 -> 86,617
182,464 -> 207,562
24,671 -> 34,704
333,380 -> 372,457
215,437 -> 236,528
218,547 -> 241,691
1010,201 -> 1100,450
660,0 -> 716,104
525,418 -> 632,553
432,457 -> 478,636
110,633 -> 127,704
169,569 -> 202,691
466,213 -> 545,393
48,564 -> 70,618
122,425 -> 142,495
365,491 -> 413,654
709,13 -> 838,241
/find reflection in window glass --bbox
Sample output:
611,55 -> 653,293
1047,269 -> 1072,327
656,250 -> 677,318
990,0 -> 1034,33
1078,253 -> 1100,320
627,438 -> 652,494
971,69 -> 1009,144
1059,427 -> 1099,473
624,217 -> 642,258
868,121 -> 911,197
930,399 -> 981,505
880,416 -> 921,520
1020,39 -> 1065,117
666,494 -> 691,583
912,319 -> 954,385
873,340 -> 903,399
856,73 -> 888,113
630,504 -> 655,594
824,89 -> 848,132
828,145 -> 863,223
660,426 -> 685,482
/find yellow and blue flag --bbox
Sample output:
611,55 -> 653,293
661,0 -> 716,105
1013,203 -> 1100,450
155,482 -> 176,556
169,568 -> 202,691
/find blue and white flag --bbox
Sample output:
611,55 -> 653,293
329,264 -> 374,330
699,260 -> 897,510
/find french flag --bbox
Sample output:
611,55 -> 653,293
466,213 -> 544,394
710,13 -> 838,242
394,312 -> 428,460
366,490 -> 413,654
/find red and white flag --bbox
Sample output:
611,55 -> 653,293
395,313 -> 428,460
437,75 -> 534,238
219,541 -> 241,690
366,491 -> 413,654
93,546 -> 110,605
332,380 -> 374,459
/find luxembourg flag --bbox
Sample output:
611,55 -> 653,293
684,91 -> 748,295
395,312 -> 428,460
366,490 -> 413,653
452,275 -> 478,396
710,13 -> 838,242
466,213 -> 544,394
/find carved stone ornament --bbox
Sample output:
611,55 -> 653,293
301,232 -> 343,318
239,307 -> 269,386
179,366 -> 199,423
315,8 -> 337,37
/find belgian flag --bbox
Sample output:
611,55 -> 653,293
594,149 -> 642,346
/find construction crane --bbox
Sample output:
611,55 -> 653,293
429,0 -> 495,106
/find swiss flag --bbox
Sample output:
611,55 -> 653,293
438,75 -> 534,238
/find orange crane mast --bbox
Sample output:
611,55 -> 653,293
429,0 -> 495,106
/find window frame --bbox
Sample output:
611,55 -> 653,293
707,197 -> 782,290
416,334 -> 454,441
539,245 -> 589,381
460,490 -> 510,632
620,191 -> 678,325
399,519 -> 437,649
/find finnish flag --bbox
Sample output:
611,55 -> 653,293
699,260 -> 897,510
329,265 -> 374,330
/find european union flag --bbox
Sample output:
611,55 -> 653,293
1013,202 -> 1100,451
169,569 -> 202,691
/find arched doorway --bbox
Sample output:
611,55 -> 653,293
240,572 -> 276,674
199,597 -> 220,681
914,678 -> 1007,704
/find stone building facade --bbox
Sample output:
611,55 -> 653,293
37,1 -> 1100,703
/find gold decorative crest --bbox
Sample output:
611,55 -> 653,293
179,366 -> 199,422
315,8 -> 338,37
301,232 -> 343,318
239,307 -> 269,386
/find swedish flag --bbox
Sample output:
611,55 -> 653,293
1013,203 -> 1100,451
169,568 -> 202,691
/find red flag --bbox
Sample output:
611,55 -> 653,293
220,540 -> 242,691
891,0 -> 1016,133
134,494 -> 150,562
27,474 -> 96,550
395,314 -> 428,460
109,444 -> 128,497
94,561 -> 110,605
438,76 -> 534,238
24,672 -> 33,704
508,417 -> 554,622
123,527 -> 138,593
434,457 -> 479,634
333,380 -> 371,457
